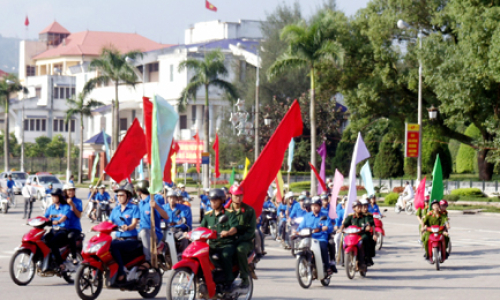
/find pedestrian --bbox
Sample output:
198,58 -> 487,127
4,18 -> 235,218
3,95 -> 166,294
22,179 -> 37,223
68,175 -> 75,185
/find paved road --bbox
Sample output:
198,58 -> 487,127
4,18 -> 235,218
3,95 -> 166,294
1,189 -> 499,300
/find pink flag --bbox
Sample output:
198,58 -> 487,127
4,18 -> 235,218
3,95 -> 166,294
414,176 -> 426,209
345,132 -> 371,217
329,169 -> 344,219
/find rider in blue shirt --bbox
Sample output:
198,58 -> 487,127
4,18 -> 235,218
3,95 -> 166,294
320,194 -> 330,215
178,184 -> 190,200
289,196 -> 307,220
368,195 -> 381,214
95,185 -> 112,221
44,188 -> 71,270
64,183 -> 83,264
6,175 -> 15,199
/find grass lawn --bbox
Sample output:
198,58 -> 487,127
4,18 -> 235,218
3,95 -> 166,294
448,204 -> 500,213
455,195 -> 500,202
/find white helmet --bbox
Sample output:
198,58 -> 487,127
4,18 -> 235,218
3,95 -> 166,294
284,191 -> 294,200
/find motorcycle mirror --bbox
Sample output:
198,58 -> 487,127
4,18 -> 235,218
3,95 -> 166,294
320,216 -> 327,221
218,214 -> 229,224
180,217 -> 187,224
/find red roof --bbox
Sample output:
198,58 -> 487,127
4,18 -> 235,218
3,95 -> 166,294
0,69 -> 8,77
39,21 -> 70,34
33,31 -> 171,60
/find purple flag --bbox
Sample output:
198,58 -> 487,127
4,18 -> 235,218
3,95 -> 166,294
329,169 -> 344,219
344,132 -> 371,217
317,142 -> 327,195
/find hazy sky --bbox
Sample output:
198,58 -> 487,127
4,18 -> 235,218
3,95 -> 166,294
0,0 -> 370,44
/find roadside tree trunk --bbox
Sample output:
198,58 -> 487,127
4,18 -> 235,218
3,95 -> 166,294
309,67 -> 316,195
78,114 -> 84,184
4,101 -> 9,172
478,148 -> 494,181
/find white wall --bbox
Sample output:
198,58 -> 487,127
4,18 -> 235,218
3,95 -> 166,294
184,20 -> 262,44
19,40 -> 47,81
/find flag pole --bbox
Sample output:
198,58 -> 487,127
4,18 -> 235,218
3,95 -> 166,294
82,173 -> 104,213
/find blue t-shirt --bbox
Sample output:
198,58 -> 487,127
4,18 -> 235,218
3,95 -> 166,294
44,204 -> 71,228
200,194 -> 211,211
290,202 -> 306,219
278,203 -> 287,218
67,197 -> 83,231
45,188 -> 53,195
95,192 -> 111,202
176,203 -> 193,229
154,194 -> 166,206
335,208 -> 345,228
298,211 -> 333,242
138,196 -> 163,240
180,190 -> 190,199
368,204 -> 380,214
162,203 -> 190,231
263,200 -> 276,210
69,180 -> 74,185
7,179 -> 15,189
109,202 -> 140,238
87,192 -> 96,200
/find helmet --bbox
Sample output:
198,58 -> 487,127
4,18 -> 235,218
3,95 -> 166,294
26,179 -> 31,184
48,182 -> 53,187
89,185 -> 93,189
298,195 -> 306,201
209,189 -> 226,201
320,194 -> 328,200
135,180 -> 150,194
285,192 -> 294,200
166,189 -> 177,197
430,200 -> 440,207
115,183 -> 134,196
178,183 -> 185,188
221,187 -> 229,193
360,198 -> 369,205
175,190 -> 182,198
98,184 -> 106,189
50,188 -> 63,197
311,196 -> 322,207
63,182 -> 76,190
303,198 -> 312,210
229,184 -> 244,195
204,188 -> 210,193
425,195 -> 430,201
440,200 -> 448,207
301,190 -> 310,197
352,201 -> 361,208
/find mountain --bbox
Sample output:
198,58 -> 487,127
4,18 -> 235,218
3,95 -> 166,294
0,35 -> 20,74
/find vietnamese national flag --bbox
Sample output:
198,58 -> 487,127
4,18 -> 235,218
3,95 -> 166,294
240,100 -> 303,217
206,0 -> 217,12
212,133 -> 220,178
414,176 -> 427,210
163,139 -> 180,184
25,16 -> 29,26
143,97 -> 153,164
309,162 -> 327,193
193,131 -> 201,173
104,118 -> 147,183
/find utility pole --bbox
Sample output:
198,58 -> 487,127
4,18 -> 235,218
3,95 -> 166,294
254,49 -> 260,162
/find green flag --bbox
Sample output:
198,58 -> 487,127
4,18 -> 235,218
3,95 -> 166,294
90,153 -> 100,183
229,167 -> 236,185
430,154 -> 443,202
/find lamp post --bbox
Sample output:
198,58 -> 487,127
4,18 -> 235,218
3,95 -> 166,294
427,105 -> 438,120
254,49 -> 261,162
398,19 -> 424,183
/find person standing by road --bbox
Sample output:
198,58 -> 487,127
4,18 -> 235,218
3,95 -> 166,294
6,174 -> 15,202
22,179 -> 37,223
64,183 -> 82,264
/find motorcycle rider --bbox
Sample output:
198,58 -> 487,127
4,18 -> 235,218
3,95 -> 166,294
200,188 -> 238,292
333,198 -> 346,259
278,192 -> 294,244
6,174 -> 15,200
227,184 -> 256,289
289,195 -> 307,220
63,183 -> 82,264
421,200 -> 448,258
200,188 -> 211,222
321,194 -> 330,215
402,181 -> 414,208
417,196 -> 430,242
368,195 -> 381,214
155,189 -> 190,254
174,191 -> 193,228
261,193 -> 276,235
360,197 -> 376,265
95,185 -> 112,221
109,184 -> 140,283
297,198 -> 336,274
440,199 -> 451,252
44,188 -> 71,271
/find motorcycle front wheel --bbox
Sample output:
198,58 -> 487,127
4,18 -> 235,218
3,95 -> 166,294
405,202 -> 415,215
376,233 -> 383,250
138,268 -> 163,299
433,248 -> 440,271
269,220 -> 277,240
166,267 -> 197,300
2,202 -> 8,214
320,277 -> 330,286
75,264 -> 103,300
296,256 -> 312,289
9,249 -> 36,286
394,203 -> 401,214
345,252 -> 356,280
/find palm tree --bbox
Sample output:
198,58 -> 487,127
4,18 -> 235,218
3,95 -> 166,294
267,12 -> 344,195
83,48 -> 142,152
0,75 -> 26,171
178,49 -> 238,187
66,93 -> 104,183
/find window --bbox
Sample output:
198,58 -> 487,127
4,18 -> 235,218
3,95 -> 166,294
149,63 -> 159,72
54,87 -> 59,99
60,87 -> 65,99
191,105 -> 196,122
180,115 -> 187,130
24,119 -> 28,130
24,118 -> 47,132
71,87 -> 75,97
66,87 -> 70,99
71,119 -> 75,132
53,119 -> 58,131
35,87 -> 41,98
26,65 -> 36,77
42,119 -> 46,131
29,119 -> 35,131
36,119 -> 40,131
120,118 -> 128,131
170,64 -> 174,82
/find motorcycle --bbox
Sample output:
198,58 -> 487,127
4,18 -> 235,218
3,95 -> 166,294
9,216 -> 84,286
293,226 -> 333,288
395,195 -> 415,215
159,212 -> 190,271
1,192 -> 9,213
343,225 -> 367,279
74,221 -> 163,300
286,217 -> 304,252
40,194 -> 52,214
424,225 -> 448,270
261,207 -> 278,239
373,212 -> 385,250
165,215 -> 256,300
96,201 -> 111,222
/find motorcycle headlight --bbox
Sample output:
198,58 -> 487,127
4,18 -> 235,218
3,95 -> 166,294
298,238 -> 311,249
431,227 -> 440,233
189,231 -> 203,241
299,228 -> 311,237
85,241 -> 106,253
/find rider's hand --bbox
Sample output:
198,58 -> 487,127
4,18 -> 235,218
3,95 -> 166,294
220,230 -> 229,238
150,199 -> 156,208
120,225 -> 128,231
313,228 -> 320,233
334,226 -> 338,231
322,226 -> 328,232
336,229 -> 342,234
365,225 -> 371,231
53,220 -> 59,225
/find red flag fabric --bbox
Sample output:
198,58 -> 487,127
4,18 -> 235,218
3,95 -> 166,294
275,177 -> 283,203
414,176 -> 427,209
105,118 -> 147,183
205,0 -> 217,12
193,131 -> 201,173
309,162 -> 327,193
25,16 -> 29,26
163,139 -> 180,183
212,133 -> 220,178
142,97 -> 153,164
240,100 -> 303,217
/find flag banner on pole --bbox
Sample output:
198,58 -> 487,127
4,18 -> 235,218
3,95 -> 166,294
275,170 -> 285,203
344,132 -> 371,217
25,16 -> 29,26
240,100 -> 303,217
415,176 -> 427,209
243,157 -> 250,179
171,153 -> 177,183
287,138 -> 295,172
229,167 -> 236,185
104,118 -> 147,183
143,96 -> 153,164
430,154 -> 443,202
309,162 -> 327,193
212,133 -> 220,178
205,0 -> 217,11
149,95 -> 179,194
193,131 -> 201,174
163,140 -> 180,184
360,161 -> 375,197
317,142 -> 327,194
90,153 -> 100,183
102,129 -> 111,162
329,169 -> 344,219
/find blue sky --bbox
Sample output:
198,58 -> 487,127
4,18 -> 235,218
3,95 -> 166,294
0,0 -> 370,43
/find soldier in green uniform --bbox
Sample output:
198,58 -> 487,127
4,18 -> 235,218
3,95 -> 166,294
200,189 -> 238,290
226,184 -> 256,289
417,196 -> 430,242
421,200 -> 448,258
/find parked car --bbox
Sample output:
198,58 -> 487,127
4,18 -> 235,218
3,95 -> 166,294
0,171 -> 29,194
28,172 -> 64,200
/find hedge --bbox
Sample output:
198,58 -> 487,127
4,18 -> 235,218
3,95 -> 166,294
175,177 -> 198,185
373,133 -> 404,178
384,193 -> 399,205
456,124 -> 480,174
290,181 -> 310,190
450,188 -> 484,197
443,194 -> 460,201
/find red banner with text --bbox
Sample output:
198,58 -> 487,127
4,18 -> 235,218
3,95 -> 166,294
176,140 -> 205,164
405,123 -> 420,158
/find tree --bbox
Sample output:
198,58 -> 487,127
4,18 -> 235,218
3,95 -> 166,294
46,135 -> 67,158
178,49 -> 239,187
456,124 -> 480,174
66,93 -> 104,183
84,48 -> 142,152
268,9 -> 344,194
373,133 -> 404,178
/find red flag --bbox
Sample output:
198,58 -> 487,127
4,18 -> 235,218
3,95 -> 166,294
142,97 -> 153,164
205,0 -> 217,12
25,16 -> 29,26
193,131 -> 201,173
414,177 -> 427,209
105,118 -> 147,183
163,139 -> 180,184
275,177 -> 283,203
309,162 -> 327,193
240,100 -> 303,217
212,133 -> 220,178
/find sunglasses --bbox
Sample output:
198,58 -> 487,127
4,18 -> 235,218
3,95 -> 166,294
117,194 -> 127,197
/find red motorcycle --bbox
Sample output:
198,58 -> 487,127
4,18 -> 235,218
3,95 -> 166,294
424,225 -> 447,270
343,225 -> 367,279
9,216 -> 84,286
74,221 -> 163,300
373,212 -> 385,250
165,222 -> 256,300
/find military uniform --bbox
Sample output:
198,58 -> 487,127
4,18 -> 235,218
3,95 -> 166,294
230,202 -> 256,284
422,211 -> 447,256
363,212 -> 376,258
343,213 -> 372,262
200,208 -> 238,285
417,205 -> 429,242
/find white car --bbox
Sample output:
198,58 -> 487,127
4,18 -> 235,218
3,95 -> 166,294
0,171 -> 29,194
28,173 -> 64,199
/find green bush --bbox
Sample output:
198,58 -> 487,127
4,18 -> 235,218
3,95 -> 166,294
443,194 -> 460,201
422,140 -> 453,180
384,193 -> 399,205
374,133 -> 404,178
290,181 -> 311,190
456,124 -> 480,174
450,188 -> 484,197
175,177 -> 198,185
404,157 -> 417,177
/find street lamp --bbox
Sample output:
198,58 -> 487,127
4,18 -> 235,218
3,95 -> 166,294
397,19 -> 424,183
263,114 -> 272,126
428,105 -> 438,120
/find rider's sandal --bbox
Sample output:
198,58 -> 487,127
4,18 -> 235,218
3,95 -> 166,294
138,261 -> 151,272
